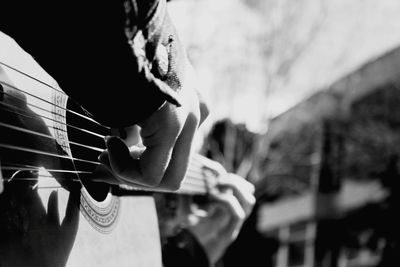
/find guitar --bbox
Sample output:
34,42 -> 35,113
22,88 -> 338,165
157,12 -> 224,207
0,32 -> 225,266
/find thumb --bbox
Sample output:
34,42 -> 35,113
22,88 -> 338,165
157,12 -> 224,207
105,136 -> 137,175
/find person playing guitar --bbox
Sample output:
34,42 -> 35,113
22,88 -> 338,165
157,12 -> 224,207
1,0 -> 205,190
0,0 -> 256,266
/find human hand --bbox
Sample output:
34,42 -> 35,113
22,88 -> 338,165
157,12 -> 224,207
0,180 -> 80,267
186,173 -> 256,264
98,67 -> 209,190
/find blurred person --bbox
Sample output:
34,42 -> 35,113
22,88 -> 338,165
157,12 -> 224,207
157,173 -> 256,267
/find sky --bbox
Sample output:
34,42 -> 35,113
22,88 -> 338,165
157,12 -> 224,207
168,0 -> 400,133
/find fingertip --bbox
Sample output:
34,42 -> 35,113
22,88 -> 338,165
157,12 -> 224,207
104,135 -> 111,143
105,136 -> 142,181
106,136 -> 130,159
105,135 -> 119,147
98,151 -> 109,164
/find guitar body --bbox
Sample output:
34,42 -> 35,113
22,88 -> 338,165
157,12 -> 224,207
0,33 -> 162,267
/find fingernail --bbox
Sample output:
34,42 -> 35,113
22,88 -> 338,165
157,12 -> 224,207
98,152 -> 107,163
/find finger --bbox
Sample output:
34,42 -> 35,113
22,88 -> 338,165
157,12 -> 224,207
98,145 -> 145,171
213,193 -> 246,239
90,161 -> 122,185
62,185 -> 80,228
47,190 -> 60,226
98,150 -> 111,169
61,186 -> 81,249
96,146 -> 145,185
217,178 -> 255,206
98,143 -> 150,187
158,112 -> 199,190
217,174 -> 256,217
138,120 -> 182,187
213,193 -> 245,224
104,136 -> 142,184
121,125 -> 141,146
219,173 -> 255,194
205,202 -> 232,227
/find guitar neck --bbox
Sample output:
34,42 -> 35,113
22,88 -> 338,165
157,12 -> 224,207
115,154 -> 226,196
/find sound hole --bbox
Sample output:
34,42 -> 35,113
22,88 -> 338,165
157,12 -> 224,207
66,100 -> 111,201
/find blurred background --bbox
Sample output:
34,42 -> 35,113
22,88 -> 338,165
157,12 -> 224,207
167,0 -> 400,266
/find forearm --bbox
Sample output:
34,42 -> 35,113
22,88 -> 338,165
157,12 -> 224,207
0,0 -> 181,127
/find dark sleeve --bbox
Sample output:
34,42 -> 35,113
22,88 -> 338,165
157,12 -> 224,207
162,229 -> 211,267
0,0 -> 184,127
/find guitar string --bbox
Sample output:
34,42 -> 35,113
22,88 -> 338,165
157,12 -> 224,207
0,61 -> 109,130
0,108 -> 102,180
0,115 -> 214,184
0,102 -> 105,139
0,58 -> 222,170
0,105 -> 221,181
1,174 -> 207,186
1,173 -> 209,193
0,61 -> 65,93
1,158 -> 209,191
0,81 -> 113,188
2,177 -> 208,192
0,143 -> 100,165
0,64 -> 223,178
0,163 -> 209,187
0,143 -> 209,191
0,122 -> 103,153
1,165 -> 209,185
0,123 -> 215,197
1,166 -> 91,174
0,156 -> 211,194
0,62 -> 217,194
1,90 -> 108,131
0,162 -> 210,190
0,128 -> 210,188
0,176 -> 208,195
3,176 -> 81,182
0,80 -> 110,130
0,104 -> 104,180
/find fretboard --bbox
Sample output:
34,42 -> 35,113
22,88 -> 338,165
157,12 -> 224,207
116,154 -> 226,196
